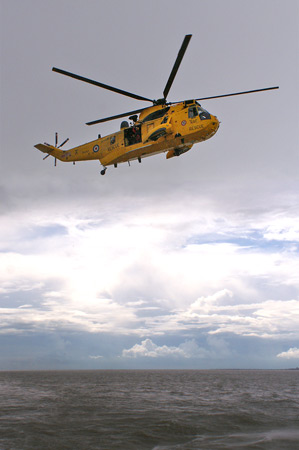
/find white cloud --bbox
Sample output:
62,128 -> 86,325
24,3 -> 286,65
169,297 -> 299,339
122,339 -> 201,358
122,339 -> 183,358
264,217 -> 299,242
121,337 -> 232,360
0,297 -> 142,335
277,347 -> 299,359
1,206 -> 299,341
189,289 -> 233,312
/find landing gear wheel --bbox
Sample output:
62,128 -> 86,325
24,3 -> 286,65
100,168 -> 107,175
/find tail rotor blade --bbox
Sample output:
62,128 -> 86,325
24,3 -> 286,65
58,138 -> 69,148
42,132 -> 68,165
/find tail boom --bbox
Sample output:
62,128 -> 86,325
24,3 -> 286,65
34,140 -> 102,163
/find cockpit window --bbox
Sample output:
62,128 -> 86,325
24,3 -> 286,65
188,106 -> 198,118
142,107 -> 170,123
197,106 -> 211,120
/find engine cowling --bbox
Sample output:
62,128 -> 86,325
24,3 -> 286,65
143,122 -> 173,143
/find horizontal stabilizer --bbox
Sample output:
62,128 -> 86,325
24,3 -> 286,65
34,143 -> 56,154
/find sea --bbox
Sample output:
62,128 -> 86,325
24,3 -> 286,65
0,370 -> 298,450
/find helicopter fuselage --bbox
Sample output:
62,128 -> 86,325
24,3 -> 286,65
35,100 -> 219,169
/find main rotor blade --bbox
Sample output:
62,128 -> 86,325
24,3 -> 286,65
163,34 -> 192,101
195,86 -> 279,101
86,107 -> 149,126
52,67 -> 154,103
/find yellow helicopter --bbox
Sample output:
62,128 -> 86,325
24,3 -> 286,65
35,35 -> 278,175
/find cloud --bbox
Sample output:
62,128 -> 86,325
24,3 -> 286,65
264,218 -> 299,242
167,297 -> 299,339
121,337 -> 235,360
1,170 -> 299,355
1,208 -> 299,342
0,295 -> 143,336
189,289 -> 233,312
277,347 -> 299,359
122,339 -> 196,358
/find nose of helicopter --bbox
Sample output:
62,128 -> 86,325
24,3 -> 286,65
212,115 -> 220,129
210,115 -> 220,135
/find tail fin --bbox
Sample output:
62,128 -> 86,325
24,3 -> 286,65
35,143 -> 56,154
34,143 -> 68,162
35,133 -> 70,163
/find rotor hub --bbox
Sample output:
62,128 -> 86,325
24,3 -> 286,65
153,98 -> 167,106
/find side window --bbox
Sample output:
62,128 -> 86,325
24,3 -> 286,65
197,107 -> 211,120
188,107 -> 198,119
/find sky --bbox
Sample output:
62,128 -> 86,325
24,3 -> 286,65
0,0 -> 299,370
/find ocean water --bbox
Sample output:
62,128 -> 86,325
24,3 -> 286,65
0,370 -> 298,450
